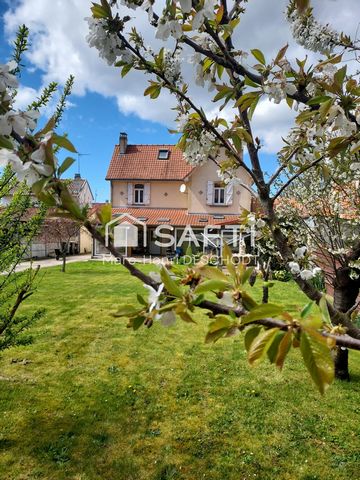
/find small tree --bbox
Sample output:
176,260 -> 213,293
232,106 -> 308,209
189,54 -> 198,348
45,217 -> 81,272
0,25 -> 74,351
0,166 -> 45,351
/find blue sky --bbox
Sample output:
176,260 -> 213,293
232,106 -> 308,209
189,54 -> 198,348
0,2 -> 176,202
1,0 -> 358,201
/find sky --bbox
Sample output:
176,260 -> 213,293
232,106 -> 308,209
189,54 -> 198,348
0,0 -> 359,202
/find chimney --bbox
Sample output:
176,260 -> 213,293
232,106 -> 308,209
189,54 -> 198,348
119,132 -> 128,154
74,173 -> 81,179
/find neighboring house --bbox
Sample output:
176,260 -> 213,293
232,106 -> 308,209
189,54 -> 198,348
93,132 -> 253,256
25,174 -> 94,258
68,173 -> 94,254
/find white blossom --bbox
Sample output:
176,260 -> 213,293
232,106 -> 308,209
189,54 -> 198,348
192,0 -> 217,30
179,0 -> 192,14
144,283 -> 164,311
0,110 -> 40,137
300,269 -> 314,280
289,261 -> 300,275
183,130 -> 218,166
287,9 -> 339,54
156,19 -> 182,41
0,61 -> 18,92
294,246 -> 307,259
86,17 -> 123,66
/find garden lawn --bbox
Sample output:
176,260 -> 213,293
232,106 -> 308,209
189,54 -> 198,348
0,261 -> 359,480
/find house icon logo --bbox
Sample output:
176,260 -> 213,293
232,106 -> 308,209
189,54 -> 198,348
105,213 -> 147,250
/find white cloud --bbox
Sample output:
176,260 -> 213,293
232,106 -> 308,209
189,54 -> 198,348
13,85 -> 39,110
3,0 -> 360,154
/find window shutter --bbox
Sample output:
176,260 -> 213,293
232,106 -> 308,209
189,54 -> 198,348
127,183 -> 133,205
225,182 -> 233,205
144,183 -> 150,205
207,181 -> 214,205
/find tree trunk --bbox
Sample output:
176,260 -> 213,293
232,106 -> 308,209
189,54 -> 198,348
62,253 -> 66,273
261,259 -> 271,304
332,267 -> 360,381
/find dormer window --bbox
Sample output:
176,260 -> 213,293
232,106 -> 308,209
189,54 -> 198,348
134,183 -> 144,204
158,149 -> 169,159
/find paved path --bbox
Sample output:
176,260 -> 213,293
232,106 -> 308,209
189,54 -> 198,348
12,254 -> 91,273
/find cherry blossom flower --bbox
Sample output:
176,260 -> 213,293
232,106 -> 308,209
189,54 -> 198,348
156,19 -> 182,41
0,61 -> 18,92
144,283 -> 164,311
179,0 -> 192,14
192,0 -> 217,30
0,110 -> 40,137
294,246 -> 307,259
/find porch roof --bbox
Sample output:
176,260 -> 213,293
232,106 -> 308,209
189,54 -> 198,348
111,207 -> 238,227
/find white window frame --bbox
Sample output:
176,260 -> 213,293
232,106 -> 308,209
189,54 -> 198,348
213,183 -> 225,205
134,183 -> 145,204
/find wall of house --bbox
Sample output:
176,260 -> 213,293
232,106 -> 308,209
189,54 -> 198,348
78,182 -> 94,207
187,161 -> 252,214
111,180 -> 188,208
79,227 -> 93,253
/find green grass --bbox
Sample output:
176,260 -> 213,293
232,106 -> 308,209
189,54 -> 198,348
0,261 -> 359,480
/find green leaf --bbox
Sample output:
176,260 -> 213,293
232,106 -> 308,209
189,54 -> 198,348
240,291 -> 258,311
144,84 -> 161,99
205,315 -> 232,343
275,330 -> 292,370
196,265 -> 228,282
244,325 -> 262,352
267,331 -> 286,364
244,76 -> 260,88
306,95 -> 332,106
222,241 -> 236,279
240,266 -> 254,285
137,294 -> 147,306
178,310 -> 195,323
334,65 -> 347,89
248,328 -> 280,365
319,296 -> 332,327
0,136 -> 14,149
97,203 -> 112,225
52,134 -> 77,153
194,279 -> 230,294
58,157 -> 75,176
121,63 -> 133,78
160,267 -> 183,298
241,303 -> 284,325
113,304 -> 141,317
230,132 -> 242,152
91,3 -> 109,18
251,49 -> 266,66
274,44 -> 289,65
130,315 -> 146,330
300,301 -> 314,319
300,329 -> 335,394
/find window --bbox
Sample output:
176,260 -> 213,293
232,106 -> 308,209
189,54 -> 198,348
134,184 -> 144,204
213,183 -> 225,204
158,149 -> 169,159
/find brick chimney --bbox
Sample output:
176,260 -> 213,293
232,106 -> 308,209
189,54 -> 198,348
119,132 -> 128,154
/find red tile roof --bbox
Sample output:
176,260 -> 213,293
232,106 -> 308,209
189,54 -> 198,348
106,144 -> 195,180
111,207 -> 238,227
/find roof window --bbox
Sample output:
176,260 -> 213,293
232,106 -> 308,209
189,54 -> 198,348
158,149 -> 169,159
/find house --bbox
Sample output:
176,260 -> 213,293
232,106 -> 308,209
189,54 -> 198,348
93,132 -> 253,257
26,174 -> 94,258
